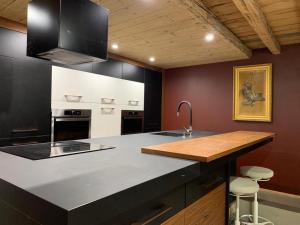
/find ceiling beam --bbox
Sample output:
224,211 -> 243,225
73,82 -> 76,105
176,0 -> 252,58
232,0 -> 281,54
0,17 -> 27,34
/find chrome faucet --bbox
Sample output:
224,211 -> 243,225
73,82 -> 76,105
177,101 -> 192,136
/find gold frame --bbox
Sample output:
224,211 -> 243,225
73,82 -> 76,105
233,64 -> 272,122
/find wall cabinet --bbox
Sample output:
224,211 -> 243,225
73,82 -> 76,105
52,66 -> 100,104
119,79 -> 145,110
11,58 -> 51,137
0,28 -> 162,143
51,66 -> 145,138
0,55 -> 51,143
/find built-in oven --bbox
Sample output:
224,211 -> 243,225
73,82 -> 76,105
121,110 -> 144,135
51,109 -> 91,142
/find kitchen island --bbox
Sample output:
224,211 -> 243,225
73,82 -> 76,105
0,131 -> 273,225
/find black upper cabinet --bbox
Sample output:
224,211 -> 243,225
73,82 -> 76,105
10,58 -> 51,138
0,56 -> 14,139
144,69 -> 162,132
0,55 -> 51,141
122,63 -> 145,83
92,59 -> 123,78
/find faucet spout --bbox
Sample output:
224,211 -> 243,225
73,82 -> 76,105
177,101 -> 192,136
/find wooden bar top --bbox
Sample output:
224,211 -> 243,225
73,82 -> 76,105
142,131 -> 274,162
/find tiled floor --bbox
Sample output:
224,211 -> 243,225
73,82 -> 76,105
235,189 -> 300,225
240,199 -> 300,225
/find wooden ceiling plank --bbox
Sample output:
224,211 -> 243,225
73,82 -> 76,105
176,0 -> 252,58
0,16 -> 27,33
232,0 -> 281,54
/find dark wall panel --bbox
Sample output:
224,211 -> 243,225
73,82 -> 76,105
0,56 -> 14,139
122,63 -> 145,83
0,29 -> 26,58
163,44 -> 300,195
92,59 -> 123,78
144,69 -> 162,132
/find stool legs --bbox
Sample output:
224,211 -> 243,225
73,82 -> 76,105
253,192 -> 258,224
235,195 -> 241,225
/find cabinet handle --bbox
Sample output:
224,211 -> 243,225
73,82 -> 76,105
131,206 -> 172,225
101,107 -> 115,114
129,100 -> 139,106
12,128 -> 39,133
12,141 -> 39,146
101,98 -> 115,104
64,95 -> 82,102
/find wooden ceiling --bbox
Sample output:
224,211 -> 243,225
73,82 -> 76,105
0,0 -> 299,69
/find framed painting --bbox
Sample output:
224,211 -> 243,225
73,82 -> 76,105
233,64 -> 272,122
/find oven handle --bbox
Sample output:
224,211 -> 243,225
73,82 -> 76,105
53,118 -> 91,122
122,117 -> 144,120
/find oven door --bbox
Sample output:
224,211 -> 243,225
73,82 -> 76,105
52,117 -> 91,142
121,116 -> 144,135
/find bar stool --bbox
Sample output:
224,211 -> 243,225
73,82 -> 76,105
240,166 -> 274,225
230,176 -> 260,225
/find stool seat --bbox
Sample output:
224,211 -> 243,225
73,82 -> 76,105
230,176 -> 259,195
240,166 -> 274,180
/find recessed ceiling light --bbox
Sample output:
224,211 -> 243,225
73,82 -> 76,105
111,43 -> 119,49
149,57 -> 156,62
205,33 -> 215,42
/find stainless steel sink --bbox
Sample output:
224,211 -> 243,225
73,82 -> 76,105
151,131 -> 185,137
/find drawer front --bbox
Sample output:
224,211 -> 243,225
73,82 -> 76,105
99,186 -> 185,225
0,199 -> 40,225
185,183 -> 226,225
186,166 -> 226,206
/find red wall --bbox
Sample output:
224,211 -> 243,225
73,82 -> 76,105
163,44 -> 300,195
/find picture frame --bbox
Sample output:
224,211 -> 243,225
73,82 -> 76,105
233,64 -> 272,122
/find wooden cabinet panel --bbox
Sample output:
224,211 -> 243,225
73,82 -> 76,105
161,210 -> 185,225
185,183 -> 225,225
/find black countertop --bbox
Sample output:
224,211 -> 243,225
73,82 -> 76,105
0,131 -> 216,225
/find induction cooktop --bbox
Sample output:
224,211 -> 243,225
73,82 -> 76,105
0,141 -> 116,160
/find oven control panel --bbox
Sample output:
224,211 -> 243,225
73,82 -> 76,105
64,110 -> 82,116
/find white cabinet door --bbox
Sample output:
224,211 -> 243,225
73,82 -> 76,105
119,80 -> 145,110
91,106 -> 122,138
52,66 -> 99,104
94,75 -> 122,105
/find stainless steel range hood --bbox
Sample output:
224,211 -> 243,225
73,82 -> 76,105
27,0 -> 108,65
